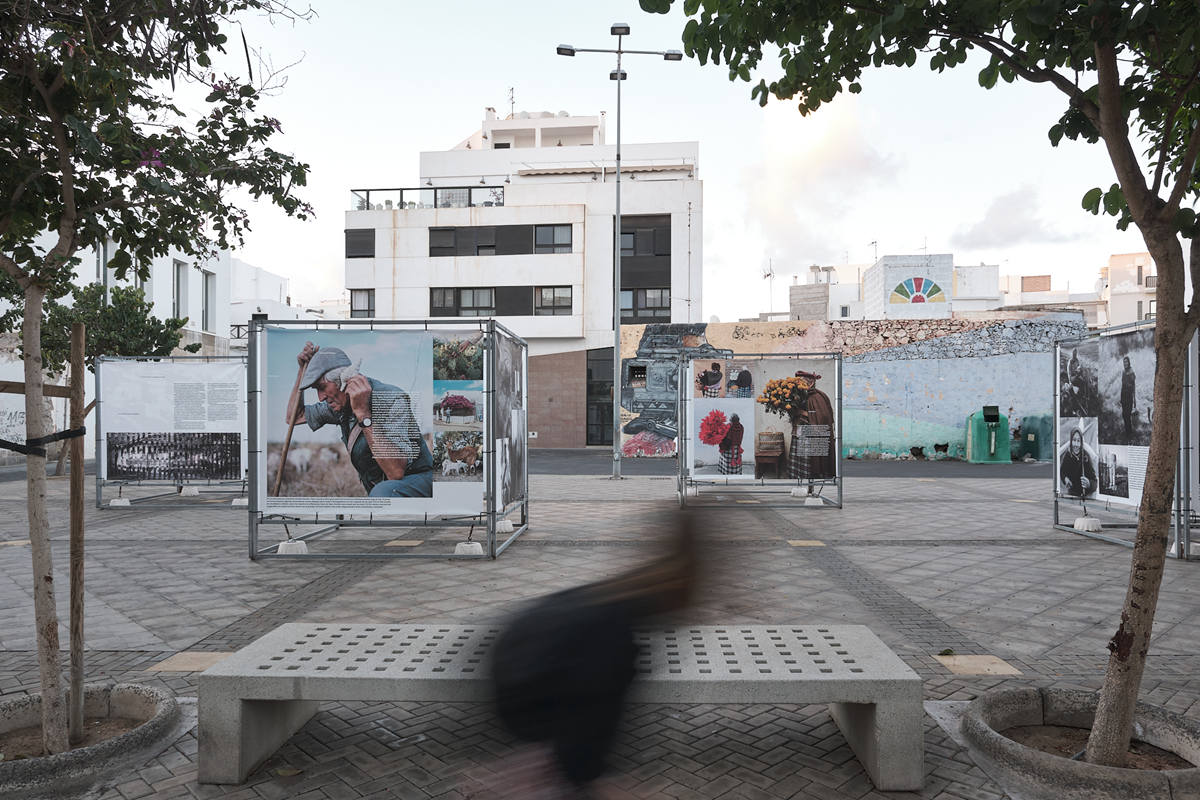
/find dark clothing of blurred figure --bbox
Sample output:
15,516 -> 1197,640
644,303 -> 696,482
491,514 -> 698,789
1121,360 -> 1136,444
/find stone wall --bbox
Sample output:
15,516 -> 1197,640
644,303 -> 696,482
620,311 -> 1087,459
528,349 -> 586,449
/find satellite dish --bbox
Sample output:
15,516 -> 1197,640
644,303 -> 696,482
709,315 -> 720,324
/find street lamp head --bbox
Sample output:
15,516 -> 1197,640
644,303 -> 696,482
611,22 -> 630,36
556,44 -> 576,56
664,50 -> 683,61
610,69 -> 627,81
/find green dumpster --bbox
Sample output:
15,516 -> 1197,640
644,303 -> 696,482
965,406 -> 1011,464
1017,412 -> 1053,461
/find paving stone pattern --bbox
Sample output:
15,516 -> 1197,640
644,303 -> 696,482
2,473 -> 1200,800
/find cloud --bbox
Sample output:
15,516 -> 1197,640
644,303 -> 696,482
740,99 -> 904,266
950,186 -> 1082,249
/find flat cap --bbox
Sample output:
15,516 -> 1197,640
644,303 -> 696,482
300,347 -> 351,389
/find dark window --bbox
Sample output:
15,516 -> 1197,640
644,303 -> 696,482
635,229 -> 654,256
1137,300 -> 1143,320
840,305 -> 850,318
629,365 -> 647,387
495,286 -> 533,316
655,228 -> 671,256
459,288 -> 494,316
350,289 -> 375,318
1148,299 -> 1157,318
430,287 -> 494,316
493,142 -> 510,149
430,228 -> 455,257
477,246 -> 496,256
496,225 -> 534,255
535,286 -> 573,315
535,225 -> 572,254
630,288 -> 670,319
346,229 -> 375,258
1137,265 -> 1143,285
620,232 -> 635,256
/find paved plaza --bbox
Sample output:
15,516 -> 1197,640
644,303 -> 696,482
1,454 -> 1198,799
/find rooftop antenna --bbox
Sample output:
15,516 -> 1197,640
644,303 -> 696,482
869,240 -> 878,261
508,87 -> 515,119
762,258 -> 775,314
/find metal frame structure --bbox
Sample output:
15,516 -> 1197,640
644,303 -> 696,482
95,354 -> 249,509
1052,320 -> 1196,560
246,316 -> 529,560
678,352 -> 843,509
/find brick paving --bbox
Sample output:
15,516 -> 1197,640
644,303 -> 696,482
1,467 -> 1199,799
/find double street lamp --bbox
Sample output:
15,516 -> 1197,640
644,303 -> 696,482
558,24 -> 682,479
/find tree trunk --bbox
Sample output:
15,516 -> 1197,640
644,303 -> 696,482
23,284 -> 68,755
1086,228 -> 1190,766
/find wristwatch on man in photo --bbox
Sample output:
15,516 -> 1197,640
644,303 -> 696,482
359,417 -> 372,428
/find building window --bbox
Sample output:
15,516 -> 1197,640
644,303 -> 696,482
1137,300 -> 1143,320
1148,299 -> 1157,318
534,286 -> 572,315
350,289 -> 375,318
493,142 -> 510,149
202,271 -> 216,331
345,229 -> 375,258
620,232 -> 635,256
431,287 -> 494,317
1137,264 -> 1143,285
459,288 -> 494,316
430,228 -> 455,257
622,288 -> 670,320
173,260 -> 187,319
535,225 -> 572,254
840,305 -> 850,318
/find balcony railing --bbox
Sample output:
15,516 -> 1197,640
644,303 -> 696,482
1145,275 -> 1157,289
350,186 -> 504,211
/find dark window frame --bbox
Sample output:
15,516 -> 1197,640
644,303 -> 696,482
350,288 -> 376,318
345,229 -> 375,258
534,286 -> 573,315
430,287 -> 496,317
534,224 -> 572,254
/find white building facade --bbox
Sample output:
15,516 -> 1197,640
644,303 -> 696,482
343,109 -> 703,447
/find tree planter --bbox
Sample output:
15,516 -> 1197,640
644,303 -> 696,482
961,687 -> 1200,800
0,683 -> 181,800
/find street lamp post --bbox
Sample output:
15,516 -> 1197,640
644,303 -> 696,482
558,25 -> 682,479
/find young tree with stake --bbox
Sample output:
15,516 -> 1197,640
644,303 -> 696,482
0,1 -> 311,753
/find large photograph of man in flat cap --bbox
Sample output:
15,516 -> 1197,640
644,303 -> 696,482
261,328 -> 460,512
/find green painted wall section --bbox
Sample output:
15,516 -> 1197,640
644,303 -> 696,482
841,410 -> 972,459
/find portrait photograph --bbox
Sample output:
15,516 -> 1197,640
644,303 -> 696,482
1057,417 -> 1099,500
1058,339 -> 1100,419
1098,327 -> 1154,448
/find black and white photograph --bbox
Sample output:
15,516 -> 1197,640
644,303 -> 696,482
494,334 -> 526,506
1057,417 -> 1099,500
1098,444 -> 1130,499
98,359 -> 246,482
1058,340 -> 1100,419
106,432 -> 241,481
1099,327 -> 1154,448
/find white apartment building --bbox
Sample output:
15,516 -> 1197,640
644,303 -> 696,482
343,108 -> 703,447
1100,252 -> 1157,325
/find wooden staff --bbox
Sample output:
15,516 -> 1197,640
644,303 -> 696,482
272,359 -> 307,497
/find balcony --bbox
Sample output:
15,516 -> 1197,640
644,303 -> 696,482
1145,275 -> 1157,290
350,186 -> 504,211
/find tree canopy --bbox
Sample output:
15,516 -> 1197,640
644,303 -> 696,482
642,0 -> 1200,768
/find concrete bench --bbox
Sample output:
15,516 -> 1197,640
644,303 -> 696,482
198,623 -> 923,790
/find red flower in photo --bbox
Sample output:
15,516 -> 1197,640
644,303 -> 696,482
699,409 -> 731,446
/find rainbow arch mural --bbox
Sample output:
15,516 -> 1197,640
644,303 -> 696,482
890,277 -> 946,304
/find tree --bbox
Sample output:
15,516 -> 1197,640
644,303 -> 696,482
2,281 -> 202,379
0,1 -> 311,753
641,0 -> 1200,767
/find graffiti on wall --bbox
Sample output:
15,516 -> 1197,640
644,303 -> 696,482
620,323 -> 731,457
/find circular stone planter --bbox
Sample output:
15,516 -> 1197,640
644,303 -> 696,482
0,683 -> 181,800
961,687 -> 1200,800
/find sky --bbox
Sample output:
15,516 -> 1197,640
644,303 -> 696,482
208,0 -> 1152,321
